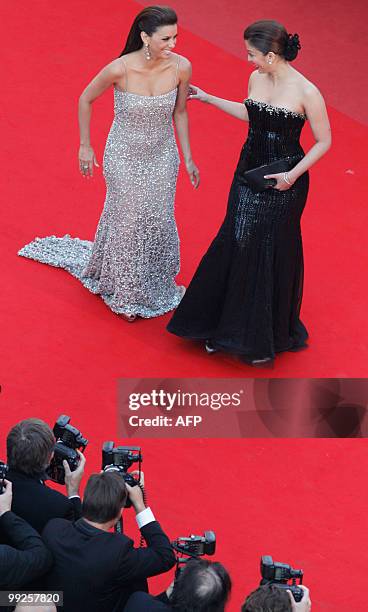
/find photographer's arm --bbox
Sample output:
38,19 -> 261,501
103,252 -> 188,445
63,450 -> 86,520
118,523 -> 176,581
0,481 -> 52,587
63,450 -> 86,497
116,481 -> 175,582
288,586 -> 312,611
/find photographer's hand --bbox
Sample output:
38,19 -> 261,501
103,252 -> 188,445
63,450 -> 86,497
125,470 -> 146,515
288,586 -> 312,611
0,480 -> 13,516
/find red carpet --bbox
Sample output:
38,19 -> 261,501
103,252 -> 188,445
1,1 -> 368,610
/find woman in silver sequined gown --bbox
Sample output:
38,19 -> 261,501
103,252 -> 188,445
168,20 -> 331,363
18,7 -> 199,319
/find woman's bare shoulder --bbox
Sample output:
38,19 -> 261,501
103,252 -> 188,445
295,71 -> 322,97
172,53 -> 191,81
247,69 -> 267,94
103,57 -> 126,78
113,51 -> 143,70
117,51 -> 140,61
249,68 -> 261,81
174,53 -> 191,70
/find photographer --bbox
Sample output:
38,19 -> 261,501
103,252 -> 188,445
124,558 -> 232,611
242,584 -> 312,612
5,418 -> 85,533
0,479 -> 52,588
41,470 -> 176,612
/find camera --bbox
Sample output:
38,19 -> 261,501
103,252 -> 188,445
47,415 -> 88,485
102,442 -> 142,508
172,531 -> 216,574
260,555 -> 304,602
0,462 -> 8,494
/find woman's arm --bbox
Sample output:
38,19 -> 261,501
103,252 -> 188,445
78,59 -> 124,178
173,57 -> 200,188
287,85 -> 331,183
265,84 -> 331,191
189,86 -> 249,121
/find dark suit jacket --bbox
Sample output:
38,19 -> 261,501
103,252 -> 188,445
124,591 -> 171,611
0,511 -> 52,588
41,517 -> 176,612
6,469 -> 82,533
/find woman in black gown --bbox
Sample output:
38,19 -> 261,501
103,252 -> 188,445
167,20 -> 331,364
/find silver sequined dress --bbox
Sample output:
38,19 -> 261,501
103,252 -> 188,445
18,86 -> 184,317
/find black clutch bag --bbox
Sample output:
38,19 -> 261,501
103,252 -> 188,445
236,159 -> 291,192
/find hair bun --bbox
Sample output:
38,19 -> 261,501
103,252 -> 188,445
285,33 -> 301,61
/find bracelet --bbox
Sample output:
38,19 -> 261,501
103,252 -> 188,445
283,172 -> 293,186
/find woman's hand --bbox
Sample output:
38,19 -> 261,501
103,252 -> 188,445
264,171 -> 295,191
188,85 -> 210,103
79,144 -> 99,178
185,159 -> 200,188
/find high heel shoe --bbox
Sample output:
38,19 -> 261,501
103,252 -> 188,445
205,340 -> 217,354
250,357 -> 273,367
120,313 -> 137,322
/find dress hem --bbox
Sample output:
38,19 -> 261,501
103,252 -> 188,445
166,326 -> 308,359
18,244 -> 185,319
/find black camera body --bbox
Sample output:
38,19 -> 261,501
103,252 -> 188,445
172,532 -> 216,558
172,531 -> 216,575
0,461 -> 8,494
102,442 -> 142,508
47,415 -> 88,485
260,555 -> 304,603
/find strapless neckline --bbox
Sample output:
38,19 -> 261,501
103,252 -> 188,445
245,98 -> 306,120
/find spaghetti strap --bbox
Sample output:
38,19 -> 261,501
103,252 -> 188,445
120,57 -> 128,92
173,55 -> 180,88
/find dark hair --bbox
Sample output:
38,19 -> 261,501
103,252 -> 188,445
242,584 -> 292,612
119,5 -> 178,56
7,418 -> 55,477
244,20 -> 301,62
82,472 -> 128,523
170,558 -> 232,612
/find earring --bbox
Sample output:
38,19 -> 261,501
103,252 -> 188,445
268,58 -> 272,64
144,42 -> 151,60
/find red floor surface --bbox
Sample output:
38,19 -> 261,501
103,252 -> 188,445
1,1 -> 367,610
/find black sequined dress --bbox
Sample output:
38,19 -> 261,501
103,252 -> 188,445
167,98 -> 309,360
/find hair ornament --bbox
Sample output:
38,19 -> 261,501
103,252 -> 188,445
285,33 -> 301,60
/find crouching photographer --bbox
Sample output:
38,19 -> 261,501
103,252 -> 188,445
41,470 -> 176,612
5,417 -> 86,533
242,556 -> 312,612
242,585 -> 311,612
0,475 -> 52,590
124,532 -> 232,611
